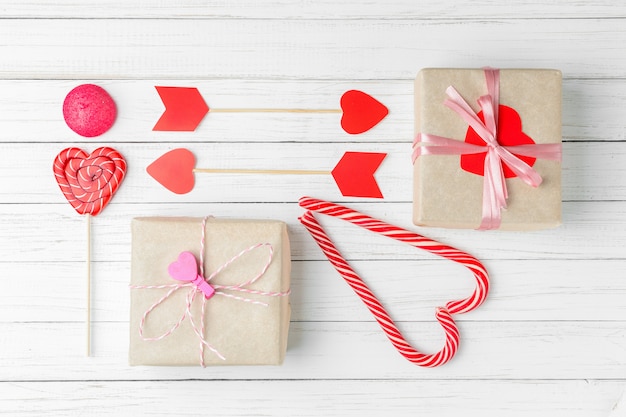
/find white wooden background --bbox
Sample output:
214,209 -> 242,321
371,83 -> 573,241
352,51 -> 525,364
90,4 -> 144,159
1,1 -> 625,416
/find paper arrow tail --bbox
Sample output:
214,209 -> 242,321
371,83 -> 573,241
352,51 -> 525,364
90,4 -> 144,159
331,151 -> 386,198
153,86 -> 209,131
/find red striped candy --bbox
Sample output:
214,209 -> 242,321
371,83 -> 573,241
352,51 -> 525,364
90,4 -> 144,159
53,147 -> 127,216
298,197 -> 489,367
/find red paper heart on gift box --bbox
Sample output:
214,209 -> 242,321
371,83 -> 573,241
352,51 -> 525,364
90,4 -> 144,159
460,105 -> 537,178
53,147 -> 126,216
147,148 -> 196,194
340,90 -> 388,134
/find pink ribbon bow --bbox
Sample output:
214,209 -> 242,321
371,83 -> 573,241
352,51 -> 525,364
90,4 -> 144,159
412,68 -> 562,230
130,217 -> 290,366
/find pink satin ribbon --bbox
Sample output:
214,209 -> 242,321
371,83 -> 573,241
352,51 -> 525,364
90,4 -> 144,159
130,217 -> 290,366
412,68 -> 562,230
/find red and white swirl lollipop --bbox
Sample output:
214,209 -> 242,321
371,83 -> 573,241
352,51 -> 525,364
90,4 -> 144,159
53,147 -> 126,216
53,146 -> 127,356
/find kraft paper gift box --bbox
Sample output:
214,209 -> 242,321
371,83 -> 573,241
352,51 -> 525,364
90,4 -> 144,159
129,217 -> 291,366
413,68 -> 562,230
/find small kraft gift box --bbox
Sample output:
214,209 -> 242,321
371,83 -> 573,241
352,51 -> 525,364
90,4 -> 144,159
412,68 -> 562,230
129,217 -> 291,366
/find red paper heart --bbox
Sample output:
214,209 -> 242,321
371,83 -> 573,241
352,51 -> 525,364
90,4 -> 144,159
146,148 -> 196,194
340,90 -> 388,134
53,147 -> 126,216
460,105 -> 537,178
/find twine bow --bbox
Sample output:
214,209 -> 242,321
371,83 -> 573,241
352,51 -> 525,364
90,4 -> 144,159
130,217 -> 290,366
412,68 -> 562,230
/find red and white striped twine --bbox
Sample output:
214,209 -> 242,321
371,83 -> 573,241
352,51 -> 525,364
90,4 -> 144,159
298,197 -> 489,367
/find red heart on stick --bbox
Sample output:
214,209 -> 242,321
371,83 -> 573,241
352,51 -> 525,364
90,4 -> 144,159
340,90 -> 389,134
146,148 -> 196,194
53,147 -> 127,216
460,105 -> 537,178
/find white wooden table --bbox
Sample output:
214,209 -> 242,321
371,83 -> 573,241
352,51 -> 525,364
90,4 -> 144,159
1,1 -> 625,415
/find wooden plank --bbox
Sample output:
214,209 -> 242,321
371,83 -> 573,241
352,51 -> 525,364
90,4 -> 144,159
1,259 -> 624,323
0,321 -> 624,380
0,379 -> 624,417
0,201 -> 623,263
0,0 -> 624,19
0,19 -> 625,79
0,78 -> 621,144
1,142 -> 624,204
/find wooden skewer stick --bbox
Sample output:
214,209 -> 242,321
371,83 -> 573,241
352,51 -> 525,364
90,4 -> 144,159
209,108 -> 342,114
86,213 -> 91,357
193,168 -> 330,175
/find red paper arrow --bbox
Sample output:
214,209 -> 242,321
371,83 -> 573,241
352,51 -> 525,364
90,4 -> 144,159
331,151 -> 386,198
153,86 -> 209,131
147,148 -> 386,198
152,87 -> 387,134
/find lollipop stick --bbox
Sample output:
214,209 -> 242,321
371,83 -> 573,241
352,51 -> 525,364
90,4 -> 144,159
86,213 -> 91,357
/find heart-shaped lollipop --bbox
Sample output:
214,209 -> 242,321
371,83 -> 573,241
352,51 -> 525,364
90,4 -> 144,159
53,146 -> 127,356
53,147 -> 127,216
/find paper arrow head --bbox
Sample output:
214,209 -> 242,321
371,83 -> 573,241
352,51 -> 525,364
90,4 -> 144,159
153,87 -> 209,131
340,90 -> 389,134
147,148 -> 196,194
331,151 -> 387,198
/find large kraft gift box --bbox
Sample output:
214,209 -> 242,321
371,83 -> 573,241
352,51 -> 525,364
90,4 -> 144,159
129,217 -> 291,366
413,68 -> 562,230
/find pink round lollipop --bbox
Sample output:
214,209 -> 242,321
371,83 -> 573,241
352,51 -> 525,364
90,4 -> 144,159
63,84 -> 116,137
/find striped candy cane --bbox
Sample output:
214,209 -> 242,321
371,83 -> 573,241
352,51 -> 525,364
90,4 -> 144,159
298,197 -> 489,367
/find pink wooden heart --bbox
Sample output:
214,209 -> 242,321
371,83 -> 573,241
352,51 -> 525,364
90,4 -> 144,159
168,252 -> 215,299
147,148 -> 196,194
168,252 -> 198,282
340,90 -> 388,134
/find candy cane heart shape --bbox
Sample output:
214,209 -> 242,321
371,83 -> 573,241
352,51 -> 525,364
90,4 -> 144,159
53,147 -> 127,216
298,197 -> 489,367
